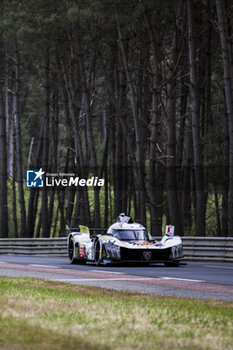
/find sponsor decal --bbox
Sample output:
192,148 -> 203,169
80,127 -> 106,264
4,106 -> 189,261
135,242 -> 152,246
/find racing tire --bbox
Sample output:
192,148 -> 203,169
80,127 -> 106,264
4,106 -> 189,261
94,240 -> 102,266
69,237 -> 78,264
94,241 -> 110,266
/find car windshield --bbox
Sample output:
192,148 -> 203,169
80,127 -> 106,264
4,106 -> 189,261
113,229 -> 148,241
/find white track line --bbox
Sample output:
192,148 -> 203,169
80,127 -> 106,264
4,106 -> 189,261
205,265 -> 233,270
88,270 -> 124,274
52,277 -> 205,283
29,264 -> 59,269
160,277 -> 204,283
52,277 -> 155,282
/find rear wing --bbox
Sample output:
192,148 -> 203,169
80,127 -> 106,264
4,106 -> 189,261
66,226 -> 107,237
66,225 -> 90,236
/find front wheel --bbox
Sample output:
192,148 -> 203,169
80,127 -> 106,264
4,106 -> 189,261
94,240 -> 102,265
69,237 -> 78,264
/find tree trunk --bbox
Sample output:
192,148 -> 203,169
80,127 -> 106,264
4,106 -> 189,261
59,54 -> 91,226
144,7 -> 164,235
216,0 -> 233,236
14,45 -> 27,237
117,25 -> 147,226
166,20 -> 183,235
48,76 -> 59,233
214,184 -> 221,236
114,120 -> 124,216
0,42 -> 8,237
27,120 -> 43,237
41,48 -> 50,237
77,43 -> 101,227
182,132 -> 192,233
187,0 -> 206,236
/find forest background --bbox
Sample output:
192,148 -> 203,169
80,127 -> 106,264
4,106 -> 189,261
0,0 -> 233,238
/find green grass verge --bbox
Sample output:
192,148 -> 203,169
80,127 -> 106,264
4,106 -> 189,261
0,277 -> 232,350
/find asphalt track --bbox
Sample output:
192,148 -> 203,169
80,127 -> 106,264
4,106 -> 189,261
0,255 -> 233,301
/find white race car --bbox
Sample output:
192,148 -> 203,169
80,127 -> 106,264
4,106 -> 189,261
67,214 -> 183,266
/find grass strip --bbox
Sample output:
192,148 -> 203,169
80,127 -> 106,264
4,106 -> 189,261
0,276 -> 232,350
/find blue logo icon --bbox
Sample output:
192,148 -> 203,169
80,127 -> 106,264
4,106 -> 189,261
27,169 -> 45,188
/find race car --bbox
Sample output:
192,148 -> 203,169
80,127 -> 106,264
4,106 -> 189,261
67,213 -> 183,266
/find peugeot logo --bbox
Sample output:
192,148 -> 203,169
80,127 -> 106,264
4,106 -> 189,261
142,251 -> 152,261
